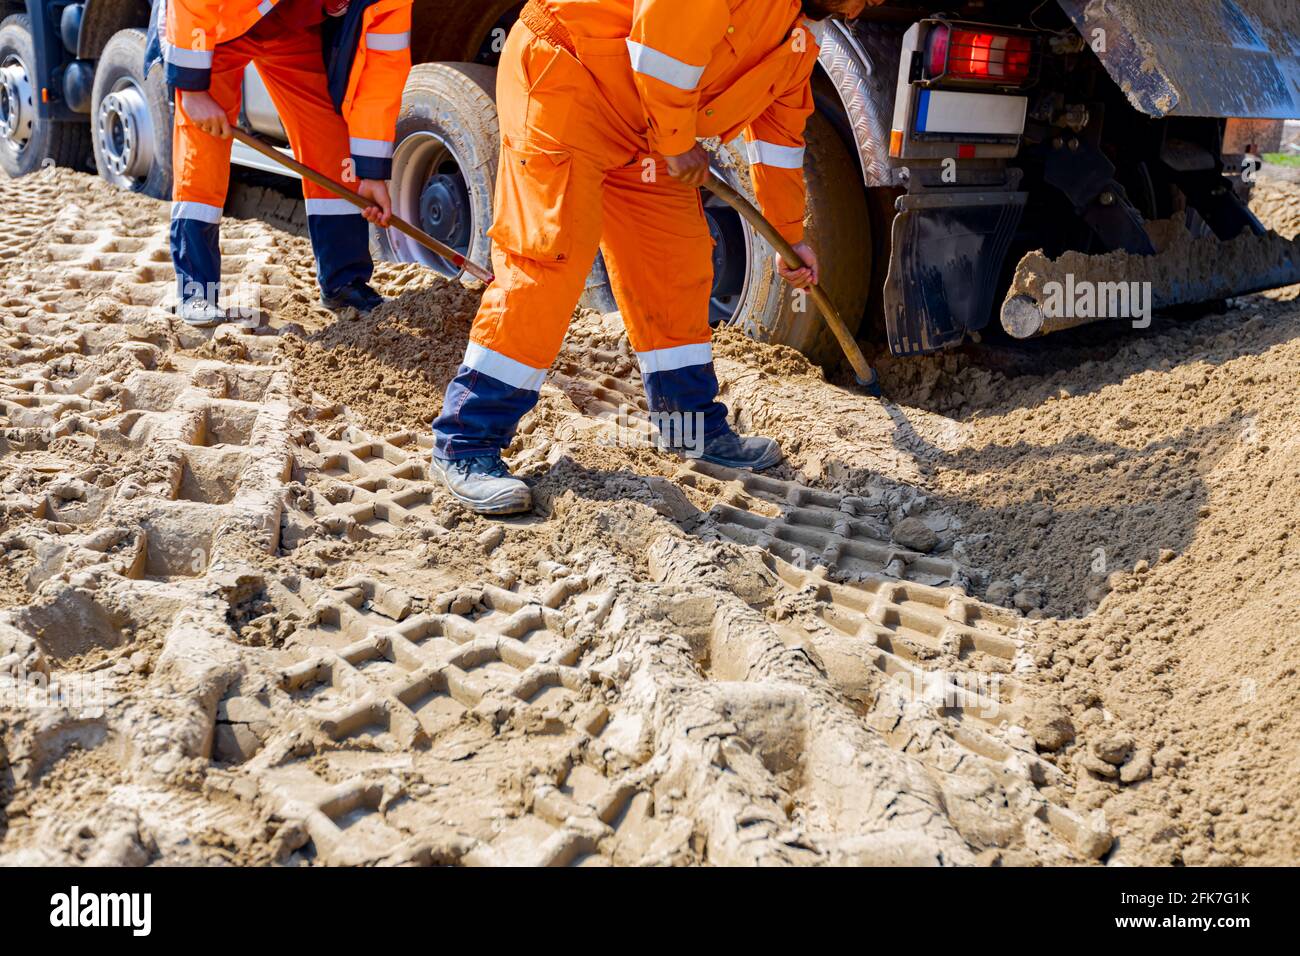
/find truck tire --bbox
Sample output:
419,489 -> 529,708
374,62 -> 499,278
719,110 -> 873,366
0,14 -> 92,178
90,28 -> 172,199
379,60 -> 621,311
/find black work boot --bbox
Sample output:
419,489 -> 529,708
431,454 -> 532,516
673,425 -> 783,472
321,281 -> 384,314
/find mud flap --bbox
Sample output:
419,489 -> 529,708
883,191 -> 1027,356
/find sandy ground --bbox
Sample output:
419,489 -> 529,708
0,166 -> 1296,866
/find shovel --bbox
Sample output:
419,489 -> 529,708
703,174 -> 880,394
230,129 -> 495,285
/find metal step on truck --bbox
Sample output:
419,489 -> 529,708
3,0 -> 1299,363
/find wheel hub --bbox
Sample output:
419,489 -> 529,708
95,80 -> 154,183
0,58 -> 34,150
419,172 -> 472,252
390,130 -> 473,277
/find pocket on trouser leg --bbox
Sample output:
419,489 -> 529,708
489,142 -> 575,263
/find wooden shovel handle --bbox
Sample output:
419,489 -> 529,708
230,129 -> 495,285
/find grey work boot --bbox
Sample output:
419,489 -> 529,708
695,427 -> 784,472
431,454 -> 532,516
177,299 -> 228,328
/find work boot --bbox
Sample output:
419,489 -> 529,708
321,281 -> 384,314
692,426 -> 784,472
177,299 -> 228,328
431,454 -> 532,516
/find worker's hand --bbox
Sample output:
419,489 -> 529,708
181,90 -> 232,139
665,144 -> 711,188
778,242 -> 820,290
357,179 -> 392,227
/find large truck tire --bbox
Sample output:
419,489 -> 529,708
724,110 -> 873,366
373,62 -> 499,278
0,14 -> 92,178
90,28 -> 172,199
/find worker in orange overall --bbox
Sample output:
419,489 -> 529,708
148,0 -> 412,325
431,0 -> 875,515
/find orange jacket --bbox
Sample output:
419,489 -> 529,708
332,0 -> 413,179
163,0 -> 411,180
544,0 -> 824,243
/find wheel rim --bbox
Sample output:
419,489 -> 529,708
95,77 -> 155,187
704,193 -> 752,326
389,130 -> 473,277
0,55 -> 35,154
703,161 -> 757,327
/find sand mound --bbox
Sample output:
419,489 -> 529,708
1252,175 -> 1300,239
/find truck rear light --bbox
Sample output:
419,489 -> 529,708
890,20 -> 1030,163
925,24 -> 1035,86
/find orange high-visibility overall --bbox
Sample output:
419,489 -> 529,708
161,0 -> 411,302
432,0 -> 824,459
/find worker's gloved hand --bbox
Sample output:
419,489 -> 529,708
357,180 -> 392,227
181,90 -> 232,139
778,242 -> 820,289
665,144 -> 711,188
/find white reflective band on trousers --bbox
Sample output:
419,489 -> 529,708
305,198 -> 364,216
464,342 -> 548,392
636,342 -> 714,375
171,201 -> 223,223
626,40 -> 706,91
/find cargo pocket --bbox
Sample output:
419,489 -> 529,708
489,141 -> 575,263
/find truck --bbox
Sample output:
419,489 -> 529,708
2,1 -> 1298,364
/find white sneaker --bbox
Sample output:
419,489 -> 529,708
178,300 -> 228,328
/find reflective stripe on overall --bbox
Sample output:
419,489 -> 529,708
432,0 -> 821,459
170,20 -> 370,301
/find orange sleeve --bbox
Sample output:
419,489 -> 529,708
164,0 -> 220,90
742,21 -> 821,245
627,0 -> 731,157
345,1 -> 413,180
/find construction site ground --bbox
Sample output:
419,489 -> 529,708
0,166 -> 1296,867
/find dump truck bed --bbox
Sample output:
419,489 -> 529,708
1055,0 -> 1299,119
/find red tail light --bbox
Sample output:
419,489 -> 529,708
926,24 -> 1033,85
